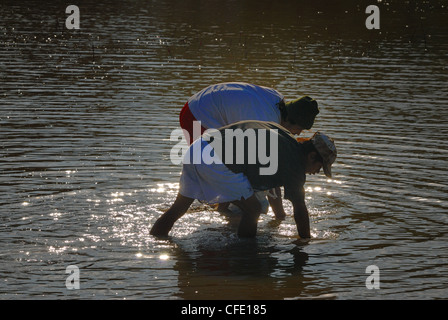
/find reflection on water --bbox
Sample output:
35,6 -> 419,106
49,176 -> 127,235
1,0 -> 448,299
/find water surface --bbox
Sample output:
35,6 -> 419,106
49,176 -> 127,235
1,0 -> 448,299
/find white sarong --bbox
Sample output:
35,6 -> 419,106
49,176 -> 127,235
179,138 -> 254,204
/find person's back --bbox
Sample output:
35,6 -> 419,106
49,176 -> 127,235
202,120 -> 306,201
187,82 -> 284,129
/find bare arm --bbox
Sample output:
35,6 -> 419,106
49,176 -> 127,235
267,187 -> 286,220
290,188 -> 311,239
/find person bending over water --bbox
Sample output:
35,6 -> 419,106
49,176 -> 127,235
150,120 -> 336,239
179,82 -> 320,219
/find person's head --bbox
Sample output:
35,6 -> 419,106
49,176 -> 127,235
299,132 -> 337,177
279,96 -> 320,135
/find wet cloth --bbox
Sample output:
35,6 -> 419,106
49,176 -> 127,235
179,138 -> 254,204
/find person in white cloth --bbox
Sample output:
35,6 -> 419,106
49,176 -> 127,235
179,82 -> 320,218
150,120 -> 336,239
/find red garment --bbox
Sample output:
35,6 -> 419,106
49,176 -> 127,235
179,102 -> 207,145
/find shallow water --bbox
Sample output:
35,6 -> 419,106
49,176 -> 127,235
1,0 -> 448,299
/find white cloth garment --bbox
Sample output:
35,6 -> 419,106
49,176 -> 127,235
179,138 -> 254,204
187,82 -> 284,129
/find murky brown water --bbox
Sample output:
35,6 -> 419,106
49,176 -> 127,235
1,0 -> 448,299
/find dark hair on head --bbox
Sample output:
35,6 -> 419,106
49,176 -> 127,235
277,100 -> 290,123
300,139 -> 323,163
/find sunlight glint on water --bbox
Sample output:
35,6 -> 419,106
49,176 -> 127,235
1,0 -> 448,299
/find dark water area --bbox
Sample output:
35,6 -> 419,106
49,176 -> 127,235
1,0 -> 448,299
